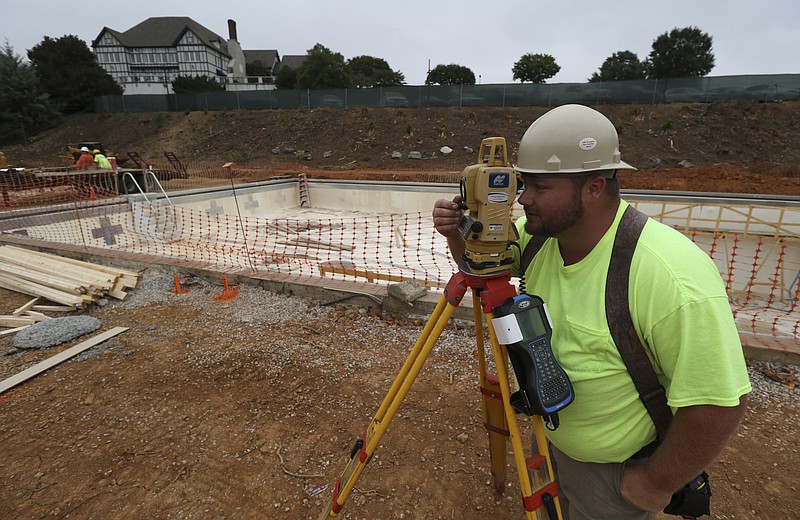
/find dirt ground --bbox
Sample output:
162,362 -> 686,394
0,101 -> 798,520
0,272 -> 797,520
4,101 -> 800,196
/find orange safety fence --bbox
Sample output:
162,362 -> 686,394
0,160 -> 798,357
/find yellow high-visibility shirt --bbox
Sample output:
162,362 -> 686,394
512,200 -> 751,462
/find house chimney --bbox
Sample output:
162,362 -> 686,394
227,19 -> 238,41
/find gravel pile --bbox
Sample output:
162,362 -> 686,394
12,316 -> 102,350
111,268 -> 332,324
110,267 -> 208,308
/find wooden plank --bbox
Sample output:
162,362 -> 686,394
0,245 -> 119,282
0,327 -> 129,394
110,276 -> 134,297
0,255 -> 114,293
1,246 -> 141,280
31,305 -> 75,313
0,263 -> 86,294
24,310 -> 52,320
318,261 -> 406,283
108,288 -> 128,300
0,273 -> 85,308
0,325 -> 29,337
0,316 -> 37,327
0,248 -> 137,297
12,297 -> 40,316
0,249 -> 116,289
116,274 -> 140,289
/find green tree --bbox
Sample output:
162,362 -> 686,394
425,64 -> 475,85
295,44 -> 351,90
512,53 -> 560,83
0,42 -> 61,145
646,26 -> 715,79
171,75 -> 225,93
589,51 -> 646,82
246,60 -> 270,77
27,35 -> 122,113
275,65 -> 298,89
346,55 -> 405,87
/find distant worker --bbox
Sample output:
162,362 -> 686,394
75,146 -> 95,170
93,149 -> 111,169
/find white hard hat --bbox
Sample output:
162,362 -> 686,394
80,146 -> 90,152
514,104 -> 636,175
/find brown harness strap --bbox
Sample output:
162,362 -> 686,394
518,205 -> 672,441
519,234 -> 547,275
605,205 -> 672,441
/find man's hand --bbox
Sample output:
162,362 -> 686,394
621,397 -> 747,513
432,196 -> 466,262
432,196 -> 464,238
620,464 -> 673,513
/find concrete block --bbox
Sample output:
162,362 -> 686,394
387,281 -> 428,302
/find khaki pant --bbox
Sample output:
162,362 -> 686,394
550,443 -> 655,520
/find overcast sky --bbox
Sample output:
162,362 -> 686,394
2,0 -> 798,85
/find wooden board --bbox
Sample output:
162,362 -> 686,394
0,273 -> 86,308
1,246 -> 141,280
12,297 -> 40,316
0,327 -> 129,394
0,248 -> 116,289
31,305 -> 76,313
0,245 -> 143,305
0,316 -> 38,327
0,325 -> 29,337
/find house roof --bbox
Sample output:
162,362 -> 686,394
243,50 -> 279,67
93,17 -> 230,57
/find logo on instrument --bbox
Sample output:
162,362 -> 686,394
489,172 -> 510,188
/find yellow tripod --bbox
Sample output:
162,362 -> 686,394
319,269 -> 563,519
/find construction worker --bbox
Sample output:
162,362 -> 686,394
75,146 -> 94,170
433,104 -> 751,520
92,149 -> 111,169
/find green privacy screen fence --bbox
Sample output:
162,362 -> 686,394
95,74 -> 800,113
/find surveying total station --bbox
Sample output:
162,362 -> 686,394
319,137 -> 573,520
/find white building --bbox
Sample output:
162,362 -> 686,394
92,17 -> 279,95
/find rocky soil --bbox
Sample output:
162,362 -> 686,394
4,101 -> 800,196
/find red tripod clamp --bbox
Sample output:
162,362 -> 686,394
443,270 -> 519,314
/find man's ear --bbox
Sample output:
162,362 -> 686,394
584,175 -> 607,199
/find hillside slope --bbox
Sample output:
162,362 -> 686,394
4,101 -> 800,195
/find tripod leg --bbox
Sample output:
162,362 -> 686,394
474,292 -> 509,495
319,295 -> 460,519
485,314 -> 564,520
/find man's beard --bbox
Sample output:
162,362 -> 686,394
523,188 -> 584,237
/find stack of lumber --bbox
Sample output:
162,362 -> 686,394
0,245 -> 141,310
0,297 -> 51,337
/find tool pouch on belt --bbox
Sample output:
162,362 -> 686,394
662,471 -> 711,517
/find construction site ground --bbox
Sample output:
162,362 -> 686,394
0,101 -> 799,519
4,101 -> 800,196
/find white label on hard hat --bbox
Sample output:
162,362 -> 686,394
579,137 -> 597,150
